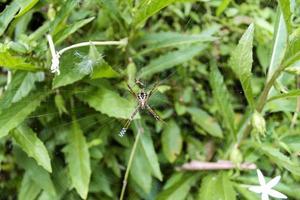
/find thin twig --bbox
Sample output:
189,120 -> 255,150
119,121 -> 144,200
58,38 -> 128,55
177,160 -> 256,171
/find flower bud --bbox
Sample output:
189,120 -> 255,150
251,110 -> 266,136
230,144 -> 243,165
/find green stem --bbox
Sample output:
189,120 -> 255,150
237,66 -> 284,146
119,121 -> 143,200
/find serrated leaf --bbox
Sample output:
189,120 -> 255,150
15,149 -> 56,196
64,121 -> 91,199
0,49 -> 40,71
198,173 -> 236,200
0,1 -> 20,36
11,124 -> 52,172
258,144 -> 300,176
0,91 -> 46,138
139,122 -> 163,180
77,86 -> 138,119
162,120 -> 182,163
19,171 -> 42,200
229,23 -> 254,108
210,65 -> 236,138
157,173 -> 197,200
139,44 -> 207,78
54,17 -> 95,44
187,107 -> 223,138
52,54 -> 86,89
91,60 -> 119,79
133,0 -> 176,27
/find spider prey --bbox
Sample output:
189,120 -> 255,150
119,81 -> 163,137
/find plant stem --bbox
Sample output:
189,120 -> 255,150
119,121 -> 143,200
58,38 -> 128,55
237,66 -> 283,146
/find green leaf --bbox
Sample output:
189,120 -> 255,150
0,48 -> 40,71
136,26 -> 219,54
12,72 -> 44,103
52,54 -> 86,89
281,134 -> 300,152
15,149 -> 56,196
15,0 -> 39,18
130,139 -> 152,194
64,120 -> 91,199
19,172 -> 42,200
187,107 -> 223,138
50,0 -> 78,34
267,89 -> 300,102
77,86 -> 138,119
157,173 -> 197,200
278,0 -> 292,34
133,0 -> 176,27
258,144 -> 300,176
162,120 -> 182,163
198,173 -> 236,200
54,17 -> 95,44
139,44 -> 207,78
266,11 -> 288,82
229,23 -> 255,108
0,91 -> 46,138
216,0 -> 231,16
234,184 -> 259,200
11,124 -> 52,172
0,1 -> 20,36
282,28 -> 300,68
139,122 -> 163,180
91,60 -> 119,79
209,64 -> 236,138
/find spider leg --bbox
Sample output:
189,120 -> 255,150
146,104 -> 165,123
127,84 -> 137,98
148,81 -> 159,98
119,105 -> 140,137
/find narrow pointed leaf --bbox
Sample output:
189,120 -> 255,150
162,120 -> 182,163
210,65 -> 236,137
229,23 -> 255,108
64,121 -> 91,199
11,124 -> 52,172
0,91 -> 46,138
133,0 -> 176,27
139,44 -> 207,78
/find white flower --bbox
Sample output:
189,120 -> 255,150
249,169 -> 287,200
46,34 -> 60,75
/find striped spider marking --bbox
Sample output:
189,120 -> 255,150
119,81 -> 164,137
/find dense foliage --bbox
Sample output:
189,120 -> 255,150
0,0 -> 300,199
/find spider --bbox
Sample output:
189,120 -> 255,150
119,81 -> 164,137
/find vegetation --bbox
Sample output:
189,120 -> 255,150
0,0 -> 300,199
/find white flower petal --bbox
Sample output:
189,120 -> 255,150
257,169 -> 266,185
266,176 -> 281,188
262,193 -> 270,200
268,189 -> 288,199
249,186 -> 263,193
